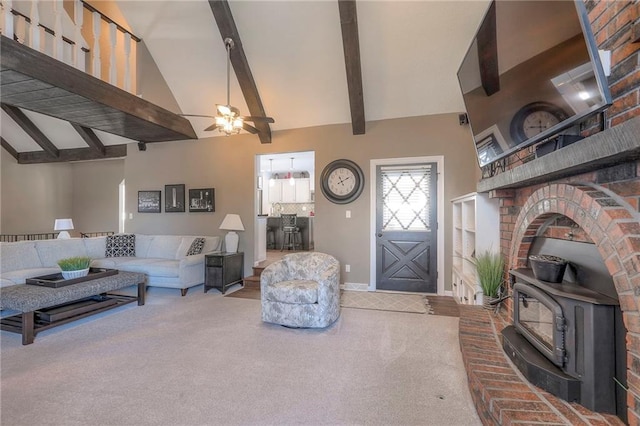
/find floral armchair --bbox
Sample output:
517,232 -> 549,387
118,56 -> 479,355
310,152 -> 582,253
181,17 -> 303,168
261,252 -> 340,328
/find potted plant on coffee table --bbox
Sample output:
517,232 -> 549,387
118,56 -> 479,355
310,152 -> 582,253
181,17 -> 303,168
57,256 -> 92,280
473,249 -> 505,309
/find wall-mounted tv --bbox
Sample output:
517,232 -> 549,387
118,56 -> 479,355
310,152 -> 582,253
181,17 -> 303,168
457,0 -> 612,168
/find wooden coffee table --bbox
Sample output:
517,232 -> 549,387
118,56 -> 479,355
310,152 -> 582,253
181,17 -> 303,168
0,271 -> 146,345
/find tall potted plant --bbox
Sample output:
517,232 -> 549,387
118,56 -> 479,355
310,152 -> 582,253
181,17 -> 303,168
473,249 -> 505,309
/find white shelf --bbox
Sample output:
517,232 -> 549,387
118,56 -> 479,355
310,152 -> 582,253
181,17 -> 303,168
450,192 -> 500,305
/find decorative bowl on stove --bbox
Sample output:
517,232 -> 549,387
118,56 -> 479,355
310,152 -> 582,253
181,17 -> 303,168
528,254 -> 568,283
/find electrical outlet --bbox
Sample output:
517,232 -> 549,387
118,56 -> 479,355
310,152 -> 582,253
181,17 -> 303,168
346,210 -> 351,218
345,264 -> 351,272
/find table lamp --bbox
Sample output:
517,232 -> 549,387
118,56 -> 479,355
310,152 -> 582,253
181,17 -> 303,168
219,214 -> 244,253
54,218 -> 74,239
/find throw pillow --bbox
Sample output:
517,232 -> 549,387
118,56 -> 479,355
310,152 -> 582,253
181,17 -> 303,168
186,237 -> 206,256
105,234 -> 136,257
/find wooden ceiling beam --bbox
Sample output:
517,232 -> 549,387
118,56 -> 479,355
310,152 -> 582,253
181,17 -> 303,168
71,123 -> 106,155
208,0 -> 272,143
1,137 -> 19,160
1,103 -> 59,158
15,145 -> 127,164
477,1 -> 499,96
338,0 -> 365,135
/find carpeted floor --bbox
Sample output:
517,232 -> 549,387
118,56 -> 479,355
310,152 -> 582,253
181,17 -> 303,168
1,285 -> 480,426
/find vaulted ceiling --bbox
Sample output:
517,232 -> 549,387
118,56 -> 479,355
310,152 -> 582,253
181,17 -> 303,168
1,0 -> 492,163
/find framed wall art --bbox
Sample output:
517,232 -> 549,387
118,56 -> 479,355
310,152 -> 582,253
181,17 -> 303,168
138,191 -> 161,213
189,188 -> 215,212
165,184 -> 185,213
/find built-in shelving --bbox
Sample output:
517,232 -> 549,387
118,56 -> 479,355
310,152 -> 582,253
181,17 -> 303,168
451,192 -> 500,305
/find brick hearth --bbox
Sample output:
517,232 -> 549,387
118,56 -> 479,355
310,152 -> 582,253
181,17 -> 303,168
459,305 -> 624,425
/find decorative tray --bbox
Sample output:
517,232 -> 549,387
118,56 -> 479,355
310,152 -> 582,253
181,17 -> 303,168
26,268 -> 119,288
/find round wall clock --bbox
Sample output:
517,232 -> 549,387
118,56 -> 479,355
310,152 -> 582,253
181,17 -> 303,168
320,159 -> 365,204
510,101 -> 568,143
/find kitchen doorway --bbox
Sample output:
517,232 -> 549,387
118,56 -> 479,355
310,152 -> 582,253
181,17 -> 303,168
254,151 -> 315,265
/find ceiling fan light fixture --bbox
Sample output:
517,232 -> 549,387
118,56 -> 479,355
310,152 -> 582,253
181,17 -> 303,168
215,38 -> 244,136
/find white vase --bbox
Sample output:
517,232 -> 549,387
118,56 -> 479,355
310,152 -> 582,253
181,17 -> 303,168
61,268 -> 90,280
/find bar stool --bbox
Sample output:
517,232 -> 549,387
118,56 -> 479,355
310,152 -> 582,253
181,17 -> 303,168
280,214 -> 301,251
266,226 -> 276,249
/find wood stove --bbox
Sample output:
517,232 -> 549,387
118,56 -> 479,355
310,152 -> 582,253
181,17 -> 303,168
502,238 -> 627,417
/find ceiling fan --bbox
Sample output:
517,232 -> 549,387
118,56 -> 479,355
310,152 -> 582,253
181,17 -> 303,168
181,38 -> 274,135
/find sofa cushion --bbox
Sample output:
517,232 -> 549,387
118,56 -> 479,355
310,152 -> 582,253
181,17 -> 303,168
117,259 -> 179,278
146,236 -> 182,259
36,239 -> 87,267
135,234 -> 154,258
83,236 -> 107,259
2,267 -> 61,285
264,279 -> 318,304
187,237 -> 205,256
105,234 -> 136,257
0,241 -> 42,272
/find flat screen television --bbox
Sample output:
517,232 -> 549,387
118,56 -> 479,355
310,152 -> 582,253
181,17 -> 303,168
457,0 -> 612,168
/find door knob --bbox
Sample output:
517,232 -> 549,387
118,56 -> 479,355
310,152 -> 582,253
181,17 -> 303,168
377,233 -> 382,237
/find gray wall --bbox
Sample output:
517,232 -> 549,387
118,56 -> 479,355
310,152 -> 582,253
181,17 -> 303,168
123,113 -> 479,287
0,154 -> 123,235
1,151 -> 74,234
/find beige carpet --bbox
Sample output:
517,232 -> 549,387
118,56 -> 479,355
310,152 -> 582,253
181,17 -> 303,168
1,285 -> 480,426
341,290 -> 433,314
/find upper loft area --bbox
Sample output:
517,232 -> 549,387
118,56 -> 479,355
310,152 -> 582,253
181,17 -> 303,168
0,0 -> 197,164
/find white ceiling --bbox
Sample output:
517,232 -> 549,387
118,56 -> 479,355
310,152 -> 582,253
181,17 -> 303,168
2,0 -> 492,152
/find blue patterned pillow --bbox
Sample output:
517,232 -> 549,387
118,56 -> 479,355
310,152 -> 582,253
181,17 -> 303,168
105,234 -> 136,257
186,237 -> 206,256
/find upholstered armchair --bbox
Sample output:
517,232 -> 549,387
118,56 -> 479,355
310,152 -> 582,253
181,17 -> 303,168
261,252 -> 340,328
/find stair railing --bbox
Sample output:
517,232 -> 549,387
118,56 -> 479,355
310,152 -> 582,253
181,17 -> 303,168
0,0 -> 139,94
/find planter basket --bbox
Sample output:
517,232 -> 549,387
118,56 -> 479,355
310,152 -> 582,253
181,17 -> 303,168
61,268 -> 90,280
529,255 -> 567,283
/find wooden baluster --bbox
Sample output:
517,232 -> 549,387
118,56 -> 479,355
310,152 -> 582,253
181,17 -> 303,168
73,0 -> 85,71
92,10 -> 101,79
53,0 -> 64,60
14,12 -> 25,44
124,32 -> 132,92
108,22 -> 117,85
29,0 -> 40,51
0,0 -> 12,37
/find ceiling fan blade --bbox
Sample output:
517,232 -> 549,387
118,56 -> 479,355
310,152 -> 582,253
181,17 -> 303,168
243,116 -> 275,123
242,122 -> 259,134
179,114 -> 216,119
204,123 -> 218,131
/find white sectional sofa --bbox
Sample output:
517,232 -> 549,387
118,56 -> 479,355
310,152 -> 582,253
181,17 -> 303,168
0,234 -> 221,296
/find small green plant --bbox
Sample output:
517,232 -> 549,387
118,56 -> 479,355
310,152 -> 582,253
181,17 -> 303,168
57,256 -> 91,271
473,249 -> 504,298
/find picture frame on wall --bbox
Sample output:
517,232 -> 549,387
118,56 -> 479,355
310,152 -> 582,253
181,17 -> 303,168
189,188 -> 215,212
138,191 -> 161,213
165,184 -> 185,213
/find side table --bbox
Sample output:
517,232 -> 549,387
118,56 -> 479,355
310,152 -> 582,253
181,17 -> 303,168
204,252 -> 244,294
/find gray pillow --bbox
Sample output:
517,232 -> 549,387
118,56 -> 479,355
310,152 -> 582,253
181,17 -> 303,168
186,237 -> 206,256
105,234 -> 136,257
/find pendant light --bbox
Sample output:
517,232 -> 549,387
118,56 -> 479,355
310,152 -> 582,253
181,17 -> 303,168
289,157 -> 295,186
269,159 -> 275,187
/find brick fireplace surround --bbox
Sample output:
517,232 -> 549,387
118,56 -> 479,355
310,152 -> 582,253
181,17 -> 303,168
458,1 -> 640,424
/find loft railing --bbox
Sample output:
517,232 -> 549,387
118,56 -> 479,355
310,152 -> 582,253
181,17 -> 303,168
0,0 -> 139,93
0,231 -> 115,242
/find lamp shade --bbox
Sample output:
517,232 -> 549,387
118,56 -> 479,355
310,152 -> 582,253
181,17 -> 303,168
220,214 -> 244,253
219,214 -> 244,231
54,218 -> 74,239
54,218 -> 74,231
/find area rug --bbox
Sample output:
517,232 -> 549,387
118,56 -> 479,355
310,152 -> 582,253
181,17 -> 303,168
340,290 -> 433,314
